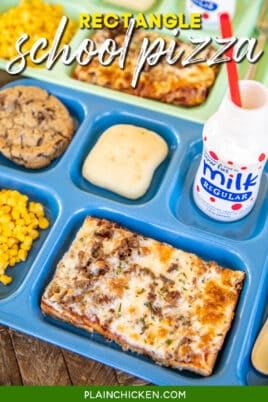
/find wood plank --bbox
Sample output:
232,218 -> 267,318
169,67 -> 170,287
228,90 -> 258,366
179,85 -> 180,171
9,329 -> 72,385
62,349 -> 120,385
3,326 -> 148,385
0,325 -> 22,385
62,349 -> 148,385
0,71 -> 21,87
115,370 -> 148,385
61,349 -> 148,385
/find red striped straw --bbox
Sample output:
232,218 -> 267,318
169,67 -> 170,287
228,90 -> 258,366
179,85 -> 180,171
219,13 -> 242,107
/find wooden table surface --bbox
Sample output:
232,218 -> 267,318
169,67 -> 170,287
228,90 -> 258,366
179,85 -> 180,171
0,70 -> 147,386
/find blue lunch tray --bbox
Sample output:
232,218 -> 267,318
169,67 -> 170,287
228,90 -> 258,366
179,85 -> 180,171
0,78 -> 267,385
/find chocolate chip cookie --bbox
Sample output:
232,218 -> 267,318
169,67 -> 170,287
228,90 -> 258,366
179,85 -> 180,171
0,85 -> 75,169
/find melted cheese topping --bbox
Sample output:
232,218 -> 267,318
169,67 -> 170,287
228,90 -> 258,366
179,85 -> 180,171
41,216 -> 245,376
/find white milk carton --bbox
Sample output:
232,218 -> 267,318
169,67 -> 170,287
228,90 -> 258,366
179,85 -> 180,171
185,0 -> 236,28
193,80 -> 268,222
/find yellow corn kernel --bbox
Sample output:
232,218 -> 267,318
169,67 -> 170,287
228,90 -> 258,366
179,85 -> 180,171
11,208 -> 21,220
20,243 -> 31,252
6,197 -> 16,207
4,229 -> 12,239
16,233 -> 25,243
21,236 -> 33,251
23,213 -> 32,225
0,274 -> 12,285
18,249 -> 28,262
8,247 -> 19,257
27,213 -> 39,226
6,221 -> 15,231
7,237 -> 17,248
0,252 -> 9,262
0,214 -> 11,224
16,218 -> 26,227
9,257 -> 18,267
0,235 -> 7,244
0,243 -> 8,253
0,261 -> 8,273
29,201 -> 44,217
28,229 -> 39,240
1,205 -> 11,214
38,217 -> 49,230
23,235 -> 32,246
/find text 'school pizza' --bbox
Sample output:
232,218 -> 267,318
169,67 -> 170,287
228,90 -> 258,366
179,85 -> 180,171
73,24 -> 219,107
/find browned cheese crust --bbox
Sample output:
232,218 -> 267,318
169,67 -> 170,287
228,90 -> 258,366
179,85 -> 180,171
41,216 -> 245,376
73,25 -> 220,107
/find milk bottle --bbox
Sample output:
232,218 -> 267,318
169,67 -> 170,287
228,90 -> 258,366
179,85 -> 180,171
193,80 -> 268,222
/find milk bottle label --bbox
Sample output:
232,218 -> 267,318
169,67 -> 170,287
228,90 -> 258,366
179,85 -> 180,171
193,145 -> 266,221
191,0 -> 218,11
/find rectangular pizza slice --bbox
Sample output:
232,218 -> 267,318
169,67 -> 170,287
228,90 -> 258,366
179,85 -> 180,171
72,25 -> 220,107
41,216 -> 245,376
